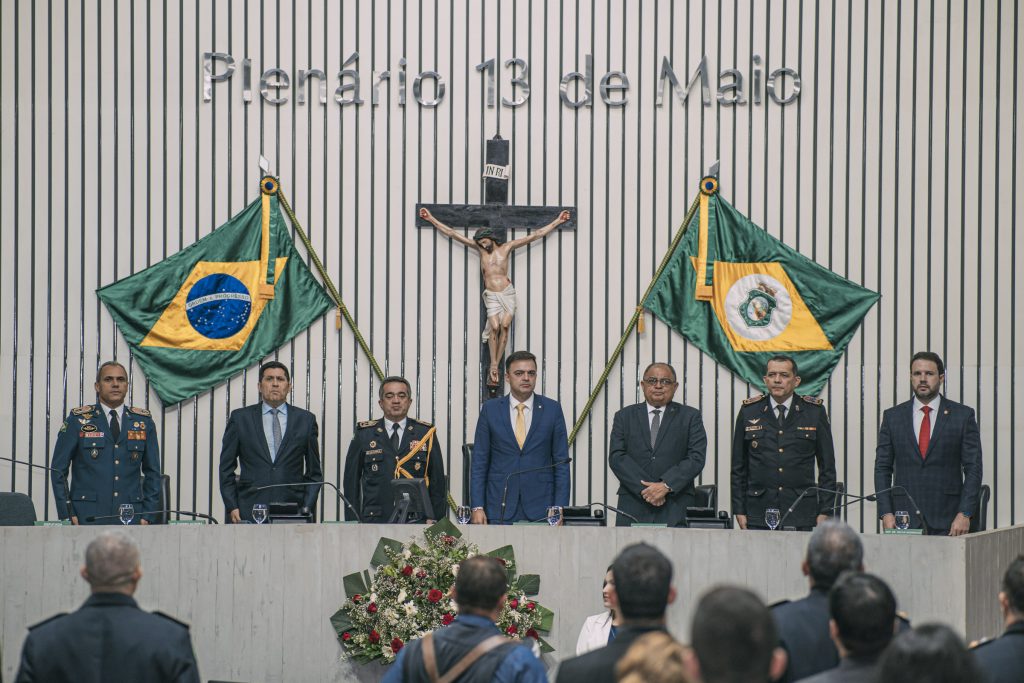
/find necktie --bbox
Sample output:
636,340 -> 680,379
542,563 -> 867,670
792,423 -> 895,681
919,405 -> 931,459
514,404 -> 527,448
650,409 -> 662,448
777,404 -> 787,423
109,410 -> 120,442
270,408 -> 282,461
391,423 -> 401,451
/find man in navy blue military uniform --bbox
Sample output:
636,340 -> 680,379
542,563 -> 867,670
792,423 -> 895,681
384,555 -> 546,683
731,355 -> 837,530
343,376 -> 447,522
15,530 -> 199,682
972,554 -> 1024,682
50,361 -> 161,525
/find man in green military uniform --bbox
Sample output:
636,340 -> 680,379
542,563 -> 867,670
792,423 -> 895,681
50,361 -> 161,525
731,356 -> 837,530
343,376 -> 447,522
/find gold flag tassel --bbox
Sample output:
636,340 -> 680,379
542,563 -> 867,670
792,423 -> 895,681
636,307 -> 645,335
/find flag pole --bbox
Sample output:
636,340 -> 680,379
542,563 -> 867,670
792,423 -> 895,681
272,180 -> 386,381
567,191 -> 701,446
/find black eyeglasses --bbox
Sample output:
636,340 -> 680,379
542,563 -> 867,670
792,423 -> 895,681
642,378 -> 675,387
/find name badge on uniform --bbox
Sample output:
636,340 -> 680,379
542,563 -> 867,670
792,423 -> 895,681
745,425 -> 763,432
366,449 -> 383,456
82,432 -> 105,439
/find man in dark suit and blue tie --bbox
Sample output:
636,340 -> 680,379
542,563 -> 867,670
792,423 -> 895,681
874,351 -> 983,536
609,362 -> 707,526
219,361 -> 323,523
470,350 -> 570,524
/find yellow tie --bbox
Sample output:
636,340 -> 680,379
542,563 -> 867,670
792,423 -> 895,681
514,404 -> 527,448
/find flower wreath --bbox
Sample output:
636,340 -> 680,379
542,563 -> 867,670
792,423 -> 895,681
330,518 -> 555,664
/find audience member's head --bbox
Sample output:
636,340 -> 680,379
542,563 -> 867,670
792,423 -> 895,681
610,543 -> 676,623
453,556 -> 508,616
804,519 -> 864,590
81,530 -> 142,594
687,586 -> 787,683
616,631 -> 692,683
876,623 -> 982,683
1000,554 -> 1024,623
828,571 -> 897,658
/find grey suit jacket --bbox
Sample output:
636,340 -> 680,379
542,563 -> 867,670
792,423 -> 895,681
608,401 -> 707,526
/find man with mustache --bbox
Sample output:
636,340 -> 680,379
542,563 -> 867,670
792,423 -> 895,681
419,207 -> 570,386
874,351 -> 983,536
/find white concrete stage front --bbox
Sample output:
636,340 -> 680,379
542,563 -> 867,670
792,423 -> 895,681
1,524 -> 1020,683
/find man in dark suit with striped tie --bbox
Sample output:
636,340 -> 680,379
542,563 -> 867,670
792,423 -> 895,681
874,351 -> 983,536
219,361 -> 323,523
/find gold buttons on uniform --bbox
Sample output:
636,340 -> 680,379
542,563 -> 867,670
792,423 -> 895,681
114,476 -> 119,481
779,430 -> 784,435
778,467 -> 783,473
778,448 -> 784,453
114,492 -> 119,497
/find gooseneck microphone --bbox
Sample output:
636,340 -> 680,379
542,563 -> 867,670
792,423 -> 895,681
583,501 -> 640,524
85,510 -> 220,524
253,480 -> 362,523
499,458 -> 572,523
776,486 -> 862,529
867,485 -> 930,535
0,455 -> 76,521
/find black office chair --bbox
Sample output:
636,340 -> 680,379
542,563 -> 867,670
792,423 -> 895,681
461,443 -> 474,505
970,484 -> 991,533
693,484 -> 717,511
0,492 -> 37,526
685,484 -> 732,529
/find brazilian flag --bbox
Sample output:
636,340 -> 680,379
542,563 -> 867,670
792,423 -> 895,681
97,178 -> 334,404
646,178 -> 880,395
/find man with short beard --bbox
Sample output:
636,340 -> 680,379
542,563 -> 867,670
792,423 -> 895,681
874,351 -> 983,536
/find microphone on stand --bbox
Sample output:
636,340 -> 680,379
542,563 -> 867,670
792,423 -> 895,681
583,500 -> 640,524
499,458 -> 572,523
0,455 -> 76,522
85,509 -> 220,524
777,486 -> 867,529
866,485 -> 930,535
254,481 -> 362,523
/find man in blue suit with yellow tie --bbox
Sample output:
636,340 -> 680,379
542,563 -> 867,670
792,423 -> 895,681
874,351 -> 983,536
470,350 -> 570,524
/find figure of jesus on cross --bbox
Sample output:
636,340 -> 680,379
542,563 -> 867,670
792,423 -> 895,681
419,207 -> 571,386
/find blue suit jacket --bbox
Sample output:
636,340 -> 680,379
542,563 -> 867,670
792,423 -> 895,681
874,396 -> 983,532
470,394 -> 570,522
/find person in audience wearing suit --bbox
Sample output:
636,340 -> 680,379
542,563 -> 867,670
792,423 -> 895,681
50,361 -> 161,525
874,351 -> 983,536
575,567 -> 622,655
15,530 -> 199,683
343,376 -> 447,522
609,362 -> 707,527
219,361 -> 323,523
555,543 -> 676,683
798,572 -> 899,683
731,355 -> 837,531
972,554 -> 1024,683
470,350 -> 570,524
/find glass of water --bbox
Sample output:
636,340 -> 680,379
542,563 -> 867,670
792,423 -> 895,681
118,504 -> 135,525
895,511 -> 910,530
456,505 -> 471,524
252,503 -> 269,525
546,506 -> 562,526
765,508 -> 781,530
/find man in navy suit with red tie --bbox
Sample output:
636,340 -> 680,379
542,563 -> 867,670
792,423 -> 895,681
470,350 -> 570,524
874,351 -> 983,536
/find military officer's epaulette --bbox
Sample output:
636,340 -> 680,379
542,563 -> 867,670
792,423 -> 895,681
969,636 -> 995,650
127,406 -> 152,417
801,395 -> 824,406
28,612 -> 69,630
153,610 -> 191,629
768,598 -> 790,609
412,417 -> 433,427
743,394 -> 767,405
358,419 -> 379,429
71,405 -> 96,415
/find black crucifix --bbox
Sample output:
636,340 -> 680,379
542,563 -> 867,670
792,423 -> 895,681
416,135 -> 576,401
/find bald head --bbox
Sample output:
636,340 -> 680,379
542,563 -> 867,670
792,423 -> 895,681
83,531 -> 142,594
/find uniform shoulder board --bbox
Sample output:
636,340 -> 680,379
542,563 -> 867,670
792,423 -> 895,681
412,417 -> 433,427
743,394 -> 766,405
768,599 -> 790,609
358,419 -> 379,429
28,612 -> 68,630
896,611 -> 911,625
127,406 -> 152,417
801,395 -> 824,406
153,610 -> 190,630
969,636 -> 995,650
71,405 -> 96,415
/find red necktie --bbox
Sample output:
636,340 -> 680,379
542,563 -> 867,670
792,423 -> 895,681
918,405 -> 931,459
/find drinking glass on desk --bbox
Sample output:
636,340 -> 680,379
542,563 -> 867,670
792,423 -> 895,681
252,503 -> 269,524
118,504 -> 134,525
546,506 -> 562,526
765,508 -> 781,530
895,511 -> 910,530
455,506 -> 471,525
